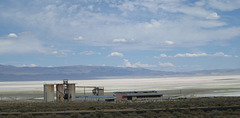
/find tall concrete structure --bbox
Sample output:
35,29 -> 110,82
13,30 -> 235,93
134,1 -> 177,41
44,84 -> 54,102
56,80 -> 76,102
67,84 -> 75,101
44,80 -> 76,102
56,84 -> 64,102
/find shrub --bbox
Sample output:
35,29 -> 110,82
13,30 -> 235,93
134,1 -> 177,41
112,112 -> 123,117
5,115 -> 18,118
18,113 -> 33,118
87,106 -> 96,110
103,113 -> 113,118
209,110 -> 223,118
172,111 -> 183,118
70,113 -> 83,118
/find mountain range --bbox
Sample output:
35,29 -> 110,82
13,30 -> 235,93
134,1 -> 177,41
0,64 -> 239,81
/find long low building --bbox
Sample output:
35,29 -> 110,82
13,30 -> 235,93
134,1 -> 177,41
114,90 -> 163,101
76,95 -> 114,102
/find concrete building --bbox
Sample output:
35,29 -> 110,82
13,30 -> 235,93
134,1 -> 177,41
43,84 -> 54,102
44,80 -> 76,102
56,83 -> 75,102
114,90 -> 163,101
56,84 -> 64,102
44,81 -> 162,102
67,84 -> 75,101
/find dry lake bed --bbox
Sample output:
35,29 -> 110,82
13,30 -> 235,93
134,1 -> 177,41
0,74 -> 240,100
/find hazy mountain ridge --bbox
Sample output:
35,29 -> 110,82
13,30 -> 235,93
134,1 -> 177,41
0,64 -> 239,81
0,65 -> 172,81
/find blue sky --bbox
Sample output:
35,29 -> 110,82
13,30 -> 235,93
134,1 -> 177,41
0,0 -> 240,71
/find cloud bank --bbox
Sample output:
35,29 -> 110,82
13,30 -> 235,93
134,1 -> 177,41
155,52 -> 234,58
123,59 -> 156,68
0,0 -> 239,51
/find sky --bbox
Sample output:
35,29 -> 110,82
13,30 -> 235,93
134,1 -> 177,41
0,0 -> 240,72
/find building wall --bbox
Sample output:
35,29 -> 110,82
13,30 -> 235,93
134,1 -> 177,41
116,93 -> 163,101
77,97 -> 106,102
116,93 -> 127,101
56,84 -> 75,102
98,89 -> 104,96
56,84 -> 64,102
132,96 -> 162,101
67,84 -> 75,101
44,84 -> 54,102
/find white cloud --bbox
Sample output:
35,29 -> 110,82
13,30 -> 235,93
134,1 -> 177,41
112,38 -> 136,44
155,52 -> 233,58
145,19 -> 161,28
213,52 -> 231,57
165,40 -> 174,45
127,18 -> 239,49
195,0 -> 206,6
154,53 -> 168,58
52,50 -> 73,56
160,54 -> 167,58
175,53 -> 208,57
208,0 -> 240,11
52,51 -> 58,54
19,64 -> 37,67
134,62 -> 156,68
108,52 -> 124,57
130,38 -> 135,42
206,12 -> 220,19
73,36 -> 84,41
123,59 -> 133,67
174,52 -> 232,57
194,20 -> 227,28
159,62 -> 174,67
8,33 -> 18,38
88,5 -> 94,11
175,6 -> 219,19
0,1 -> 238,71
0,32 -> 47,54
123,59 -> 156,68
68,5 -> 79,13
79,51 -> 101,55
114,1 -> 220,19
1,1 -> 240,51
113,1 -> 137,12
113,38 -> 127,43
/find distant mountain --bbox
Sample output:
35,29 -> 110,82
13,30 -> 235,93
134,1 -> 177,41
0,65 -> 173,81
0,64 -> 239,81
185,69 -> 240,75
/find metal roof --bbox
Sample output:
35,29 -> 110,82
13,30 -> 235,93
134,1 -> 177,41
76,95 -> 114,98
123,93 -> 163,97
113,90 -> 157,94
